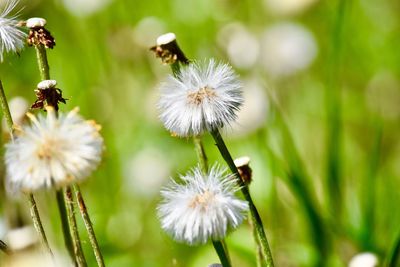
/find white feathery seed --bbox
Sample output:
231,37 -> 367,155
0,0 -> 26,62
158,59 -> 243,137
5,107 -> 104,193
157,164 -> 248,245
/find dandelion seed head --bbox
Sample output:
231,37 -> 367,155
158,59 -> 243,137
5,107 -> 104,193
0,0 -> 26,62
157,164 -> 248,245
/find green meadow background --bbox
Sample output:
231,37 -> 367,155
0,0 -> 399,266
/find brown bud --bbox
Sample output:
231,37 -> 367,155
27,27 -> 56,49
234,156 -> 252,185
150,33 -> 189,65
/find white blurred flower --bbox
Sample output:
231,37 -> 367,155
260,22 -> 317,77
217,23 -> 259,69
158,59 -> 243,137
229,78 -> 268,137
123,148 -> 170,197
6,225 -> 37,251
2,249 -> 69,267
5,107 -> 103,192
348,252 -> 378,267
0,0 -> 26,62
61,0 -> 112,17
264,0 -> 318,15
158,164 -> 248,245
2,96 -> 28,134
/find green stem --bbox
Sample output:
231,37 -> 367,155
65,186 -> 87,267
193,136 -> 209,173
211,129 -> 274,267
34,44 -> 50,80
0,79 -> 53,257
0,239 -> 10,255
28,194 -> 54,257
212,240 -> 232,267
73,184 -> 105,267
0,80 -> 13,138
249,213 -> 265,267
56,189 -> 76,264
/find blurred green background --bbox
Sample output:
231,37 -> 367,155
0,0 -> 400,266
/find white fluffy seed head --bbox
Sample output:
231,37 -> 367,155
158,59 -> 243,137
37,79 -> 57,89
157,164 -> 248,245
26,17 -> 46,28
5,107 -> 104,193
0,0 -> 27,62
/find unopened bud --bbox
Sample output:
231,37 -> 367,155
234,156 -> 252,184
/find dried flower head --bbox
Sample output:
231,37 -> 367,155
31,79 -> 67,111
5,107 -> 103,192
157,164 -> 248,245
158,59 -> 243,137
150,32 -> 189,65
0,0 -> 26,62
234,156 -> 252,184
26,17 -> 55,49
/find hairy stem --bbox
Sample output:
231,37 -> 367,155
34,44 -> 50,80
65,186 -> 87,267
193,136 -> 209,173
73,184 -> 105,267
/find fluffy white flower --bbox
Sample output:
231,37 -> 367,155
5,107 -> 103,192
158,59 -> 243,137
158,164 -> 248,245
0,0 -> 26,62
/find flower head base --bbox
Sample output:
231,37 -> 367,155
157,164 -> 248,245
0,0 -> 26,62
5,107 -> 103,193
158,59 -> 243,137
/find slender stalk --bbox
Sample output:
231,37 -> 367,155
249,213 -> 265,267
56,189 -> 76,264
0,79 -> 53,256
0,239 -> 10,255
0,80 -> 13,139
212,240 -> 232,267
34,44 -> 50,80
28,194 -> 54,256
193,136 -> 208,173
211,129 -> 274,267
65,187 -> 87,267
73,184 -> 105,267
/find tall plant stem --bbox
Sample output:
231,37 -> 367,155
212,240 -> 232,267
73,184 -> 105,267
0,79 -> 53,257
56,189 -> 76,263
193,136 -> 208,173
387,229 -> 400,267
65,187 -> 87,267
34,44 -> 50,80
211,129 -> 274,267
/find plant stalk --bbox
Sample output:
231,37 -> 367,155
212,240 -> 232,267
0,239 -> 10,255
34,44 -> 50,80
211,128 -> 274,267
73,184 -> 105,267
65,186 -> 87,267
